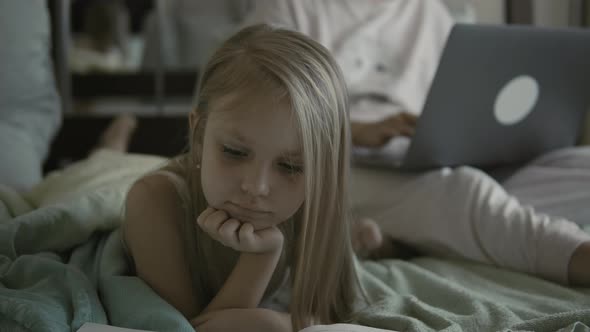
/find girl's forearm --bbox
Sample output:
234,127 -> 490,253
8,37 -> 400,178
192,308 -> 292,332
201,250 -> 282,315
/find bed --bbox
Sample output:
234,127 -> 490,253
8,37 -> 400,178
2,146 -> 590,332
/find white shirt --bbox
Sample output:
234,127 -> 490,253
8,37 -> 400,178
245,0 -> 454,123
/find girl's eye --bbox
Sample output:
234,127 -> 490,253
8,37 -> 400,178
279,162 -> 303,175
222,145 -> 247,158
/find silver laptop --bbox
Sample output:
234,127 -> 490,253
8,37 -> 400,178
388,24 -> 590,173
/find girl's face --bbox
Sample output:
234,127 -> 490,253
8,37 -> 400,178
199,92 -> 305,230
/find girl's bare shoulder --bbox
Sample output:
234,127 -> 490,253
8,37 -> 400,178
127,156 -> 188,215
123,169 -> 189,258
124,172 -> 185,231
123,172 -> 199,317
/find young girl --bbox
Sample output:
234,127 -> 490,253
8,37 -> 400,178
124,24 -> 361,331
123,24 -> 590,332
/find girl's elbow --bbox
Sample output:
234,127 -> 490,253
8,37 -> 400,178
191,320 -> 213,332
190,311 -> 233,332
190,316 -> 210,331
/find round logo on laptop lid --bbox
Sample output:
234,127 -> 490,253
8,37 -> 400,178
494,75 -> 540,126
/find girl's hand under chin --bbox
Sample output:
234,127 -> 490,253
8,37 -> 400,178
197,207 -> 284,254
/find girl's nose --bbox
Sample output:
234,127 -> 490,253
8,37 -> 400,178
241,163 -> 271,197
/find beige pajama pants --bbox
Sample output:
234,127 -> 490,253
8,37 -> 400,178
350,164 -> 590,285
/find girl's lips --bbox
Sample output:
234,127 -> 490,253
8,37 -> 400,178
225,202 -> 270,222
230,201 -> 269,213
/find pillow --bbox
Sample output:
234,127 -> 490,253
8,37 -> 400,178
0,0 -> 62,191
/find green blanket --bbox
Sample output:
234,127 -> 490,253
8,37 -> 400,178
0,151 -> 194,332
1,151 -> 589,332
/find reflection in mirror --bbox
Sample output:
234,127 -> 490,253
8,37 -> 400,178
69,0 -> 254,74
70,0 -> 152,73
67,0 -> 255,116
142,0 -> 253,71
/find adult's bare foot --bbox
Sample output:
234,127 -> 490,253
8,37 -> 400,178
97,114 -> 137,152
353,218 -> 384,258
353,218 -> 420,260
568,241 -> 590,287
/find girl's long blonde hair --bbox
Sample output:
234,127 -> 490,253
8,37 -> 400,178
181,24 -> 360,330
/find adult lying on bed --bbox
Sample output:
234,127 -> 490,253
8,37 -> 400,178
243,0 -> 590,284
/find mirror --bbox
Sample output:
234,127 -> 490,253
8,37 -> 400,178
65,0 -> 254,115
